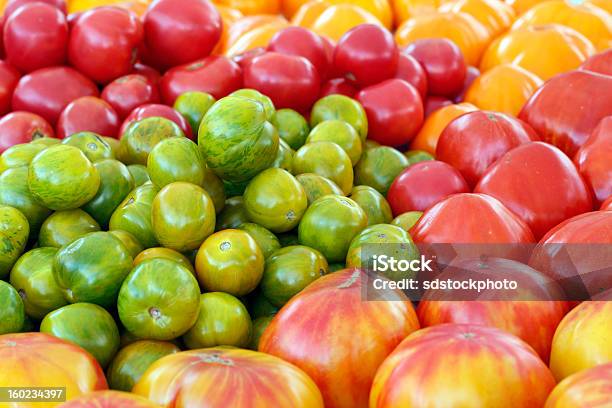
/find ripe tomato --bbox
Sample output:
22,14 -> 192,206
101,74 -> 160,120
142,0 -> 222,70
356,78 -> 423,147
0,111 -> 54,153
545,363 -> 612,408
119,104 -> 192,139
3,2 -> 68,72
160,56 -> 243,105
424,96 -> 452,117
232,47 -> 266,70
436,111 -> 538,187
132,62 -> 161,84
56,97 -> 120,139
574,117 -> 612,206
244,52 -> 320,112
333,24 -> 398,88
394,52 -> 427,99
12,66 -> 99,125
267,26 -> 330,80
0,60 -> 19,115
68,7 -> 143,84
388,161 -> 469,215
404,38 -> 466,97
3,0 -> 67,17
319,78 -> 358,98
580,48 -> 612,76
476,142 -> 593,239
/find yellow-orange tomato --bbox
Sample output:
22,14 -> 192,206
133,348 -> 324,407
58,390 -> 161,408
285,0 -> 393,28
411,102 -> 478,154
480,24 -> 596,80
465,64 -> 543,116
225,20 -> 289,56
222,14 -> 288,53
213,6 -> 244,55
213,0 -> 281,15
391,0 -> 441,27
439,0 -> 516,37
512,0 -> 612,51
506,0 -> 547,15
550,301 -> 612,381
309,4 -> 384,42
68,0 -> 130,13
0,333 -> 108,407
545,363 -> 612,408
292,0 -> 330,27
395,11 -> 492,66
589,0 -> 612,14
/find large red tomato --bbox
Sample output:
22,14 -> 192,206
387,160 -> 469,215
574,116 -> 612,206
436,111 -> 539,187
133,348 -> 324,407
370,324 -> 556,408
580,48 -> 612,76
58,391 -> 160,408
356,78 -> 423,147
68,7 -> 143,84
475,142 -> 593,239
101,74 -> 160,120
56,96 -> 120,139
394,52 -> 427,99
267,26 -> 330,80
244,52 -> 320,112
333,24 -> 399,88
0,60 -> 19,115
0,111 -> 55,152
545,363 -> 612,408
160,56 -> 243,105
11,66 -> 99,125
519,70 -> 612,156
404,38 -> 467,97
3,2 -> 68,72
142,0 -> 222,70
3,0 -> 67,17
260,269 -> 420,408
319,77 -> 358,98
119,104 -> 192,139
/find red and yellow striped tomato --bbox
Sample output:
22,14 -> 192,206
370,324 -> 557,408
439,0 -> 516,37
260,268 -> 420,408
133,348 -> 324,407
545,363 -> 612,408
58,391 -> 161,408
0,333 -> 107,407
550,301 -> 612,381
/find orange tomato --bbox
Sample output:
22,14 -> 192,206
481,24 -> 596,80
67,0 -> 128,13
133,348 -> 324,407
589,0 -> 612,14
0,333 -> 108,407
550,301 -> 612,381
58,390 -> 161,408
286,0 -> 393,28
213,0 -> 281,15
512,0 -> 612,51
506,0 -> 547,15
223,14 -> 288,53
465,64 -> 543,116
213,6 -> 244,55
395,11 -> 492,66
545,363 -> 612,408
291,0 -> 330,27
309,4 -> 384,42
439,0 -> 516,37
391,0 -> 441,27
410,102 -> 478,154
225,20 -> 289,56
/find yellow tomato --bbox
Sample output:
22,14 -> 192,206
284,0 -> 392,28
506,0 -> 547,14
213,6 -> 244,55
439,0 -> 516,37
391,0 -> 441,27
68,0 -> 126,13
309,4 -> 384,42
588,0 -> 612,14
223,14 -> 288,53
225,21 -> 289,56
291,0 -> 330,27
213,0 -> 281,15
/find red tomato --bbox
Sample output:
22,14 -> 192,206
101,74 -> 160,120
68,7 -> 143,84
319,77 -> 358,98
580,49 -> 612,76
454,65 -> 480,102
356,78 -> 423,147
394,52 -> 427,99
56,96 -> 120,139
3,0 -> 66,17
232,47 -> 266,70
602,196 -> 612,210
387,160 -> 469,215
244,52 -> 320,112
120,104 -> 192,139
519,70 -> 612,156
436,111 -> 538,187
476,142 -> 594,239
574,116 -> 612,206
3,3 -> 68,73
132,62 -> 161,84
333,24 -> 399,88
142,0 -> 222,70
404,38 -> 467,97
267,26 -> 330,80
12,66 -> 99,125
0,17 -> 4,58
260,269 -> 420,408
0,60 -> 20,115
424,96 -> 453,117
0,111 -> 55,152
160,56 -> 243,105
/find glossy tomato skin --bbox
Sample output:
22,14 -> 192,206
101,74 -> 160,120
3,0 -> 67,17
267,26 -> 330,80
0,61 -> 20,115
333,24 -> 399,88
12,66 -> 99,125
519,70 -> 612,156
394,52 -> 427,99
160,56 -> 242,105
476,142 -> 593,239
574,117 -> 612,206
3,2 -> 68,73
388,160 -> 469,215
68,7 -> 143,84
404,38 -> 467,97
580,49 -> 612,76
356,78 -> 423,147
132,62 -> 161,84
424,96 -> 453,117
56,97 -> 120,139
319,78 -> 358,98
232,47 -> 266,70
437,111 -> 539,187
142,0 -> 222,70
119,104 -> 192,139
0,111 -> 55,152
244,52 -> 320,113
455,65 -> 480,102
